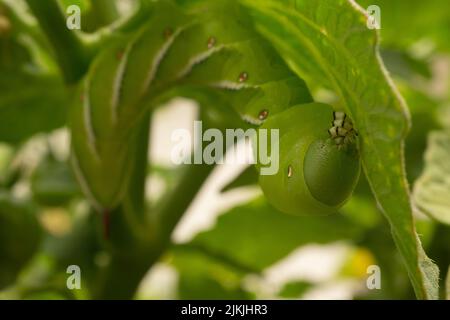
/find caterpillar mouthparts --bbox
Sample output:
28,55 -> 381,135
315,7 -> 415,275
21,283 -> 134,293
328,111 -> 357,147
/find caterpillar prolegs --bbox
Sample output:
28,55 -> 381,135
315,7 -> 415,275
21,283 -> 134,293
70,0 -> 360,215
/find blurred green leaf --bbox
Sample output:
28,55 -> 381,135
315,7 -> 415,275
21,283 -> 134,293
171,249 -> 252,300
340,194 -> 381,229
400,85 -> 441,181
0,192 -> 42,289
278,280 -> 312,298
190,197 -> 363,271
357,0 -> 450,51
355,223 -> 416,299
0,17 -> 67,144
241,0 -> 439,299
41,209 -> 101,290
381,49 -> 432,81
0,71 -> 67,144
23,290 -> 67,300
0,143 -> 14,177
414,130 -> 450,225
31,155 -> 80,207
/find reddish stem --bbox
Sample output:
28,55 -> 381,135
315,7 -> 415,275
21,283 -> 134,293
102,210 -> 111,240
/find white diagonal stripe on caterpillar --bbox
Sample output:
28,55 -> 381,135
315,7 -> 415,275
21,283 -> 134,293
242,114 -> 265,126
142,26 -> 186,94
111,40 -> 133,124
209,81 -> 258,91
70,152 -> 103,212
83,79 -> 100,161
176,44 -> 226,79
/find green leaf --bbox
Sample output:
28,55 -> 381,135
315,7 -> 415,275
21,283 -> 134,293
0,143 -> 14,177
31,155 -> 81,207
355,223 -> 416,299
380,49 -> 432,81
400,85 -> 440,181
240,0 -> 439,299
170,249 -> 252,300
414,130 -> 450,225
278,280 -> 312,298
0,71 -> 67,144
0,32 -> 67,144
41,206 -> 102,295
190,197 -> 363,271
0,192 -> 42,289
356,0 -> 450,52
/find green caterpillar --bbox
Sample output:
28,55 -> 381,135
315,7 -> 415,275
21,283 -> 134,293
70,0 -> 311,210
70,0 -> 360,215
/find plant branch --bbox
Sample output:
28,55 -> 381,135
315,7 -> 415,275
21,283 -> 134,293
123,111 -> 153,228
91,112 -> 153,299
93,156 -> 215,299
153,162 -> 215,246
25,0 -> 89,83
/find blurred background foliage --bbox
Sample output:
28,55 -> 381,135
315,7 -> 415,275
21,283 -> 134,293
0,0 -> 449,299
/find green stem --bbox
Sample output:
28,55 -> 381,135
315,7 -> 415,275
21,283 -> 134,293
94,160 -> 215,299
94,104 -> 228,298
25,0 -> 89,83
92,111 -> 218,299
92,113 -> 153,299
154,162 -> 215,245
123,111 -> 152,227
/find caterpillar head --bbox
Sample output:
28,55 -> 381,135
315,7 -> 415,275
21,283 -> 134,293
257,103 -> 361,216
328,111 -> 358,147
